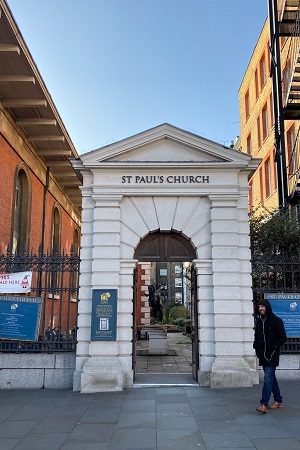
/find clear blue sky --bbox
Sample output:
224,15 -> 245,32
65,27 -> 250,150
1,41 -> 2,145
8,0 -> 267,154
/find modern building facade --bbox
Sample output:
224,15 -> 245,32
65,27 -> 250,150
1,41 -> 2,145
239,0 -> 300,214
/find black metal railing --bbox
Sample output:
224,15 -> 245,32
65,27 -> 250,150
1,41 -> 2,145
252,250 -> 300,353
0,246 -> 80,352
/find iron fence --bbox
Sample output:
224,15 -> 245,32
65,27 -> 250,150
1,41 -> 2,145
252,251 -> 300,353
0,246 -> 79,352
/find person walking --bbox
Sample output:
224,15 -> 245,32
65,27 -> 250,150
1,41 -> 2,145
253,299 -> 287,413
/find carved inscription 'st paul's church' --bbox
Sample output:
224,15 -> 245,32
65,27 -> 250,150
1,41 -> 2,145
122,175 -> 210,184
72,123 -> 260,393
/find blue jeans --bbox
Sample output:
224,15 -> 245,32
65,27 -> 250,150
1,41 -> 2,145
260,366 -> 282,406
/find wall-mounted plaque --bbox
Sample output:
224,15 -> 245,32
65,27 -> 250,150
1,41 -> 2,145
265,293 -> 300,337
91,289 -> 117,341
0,296 -> 42,341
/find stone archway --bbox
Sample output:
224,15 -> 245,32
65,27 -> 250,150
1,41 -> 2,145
134,229 -> 197,262
133,230 -> 198,382
73,124 -> 260,393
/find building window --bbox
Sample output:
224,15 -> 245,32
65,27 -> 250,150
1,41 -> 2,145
12,167 -> 31,253
246,133 -> 252,155
245,89 -> 250,121
262,103 -> 269,141
266,41 -> 271,73
255,68 -> 259,100
51,207 -> 61,253
282,61 -> 291,103
51,207 -> 61,294
71,228 -> 80,296
269,93 -> 274,129
260,54 -> 267,89
259,167 -> 264,202
265,157 -> 272,198
249,181 -> 253,211
273,148 -> 278,190
73,228 -> 80,255
286,125 -> 296,176
257,116 -> 261,148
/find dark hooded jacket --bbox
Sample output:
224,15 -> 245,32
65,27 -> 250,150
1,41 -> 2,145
253,299 -> 287,367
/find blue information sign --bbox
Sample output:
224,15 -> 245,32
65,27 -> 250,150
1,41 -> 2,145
91,289 -> 117,341
0,296 -> 42,341
265,293 -> 300,337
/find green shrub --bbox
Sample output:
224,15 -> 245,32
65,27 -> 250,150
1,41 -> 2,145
172,317 -> 186,327
169,305 -> 188,322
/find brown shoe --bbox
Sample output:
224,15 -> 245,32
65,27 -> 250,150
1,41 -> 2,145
269,401 -> 283,409
256,404 -> 267,413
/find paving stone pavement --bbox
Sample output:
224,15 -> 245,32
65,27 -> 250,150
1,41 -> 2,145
0,381 -> 299,449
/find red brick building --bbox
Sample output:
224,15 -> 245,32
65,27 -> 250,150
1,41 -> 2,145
0,0 -> 81,254
0,0 -> 81,341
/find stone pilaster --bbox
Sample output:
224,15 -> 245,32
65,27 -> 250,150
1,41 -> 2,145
208,194 -> 258,388
73,175 -> 94,391
79,194 -> 126,393
193,259 -> 214,386
118,259 -> 138,388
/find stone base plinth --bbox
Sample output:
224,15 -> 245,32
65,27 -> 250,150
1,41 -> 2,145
209,357 -> 258,388
80,356 -> 124,393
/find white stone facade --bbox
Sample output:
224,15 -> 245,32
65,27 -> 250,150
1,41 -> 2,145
72,124 -> 261,392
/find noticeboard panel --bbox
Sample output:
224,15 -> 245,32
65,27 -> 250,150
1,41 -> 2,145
0,296 -> 42,341
265,293 -> 300,337
91,289 -> 117,341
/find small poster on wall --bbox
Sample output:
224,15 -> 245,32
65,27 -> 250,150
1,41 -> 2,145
91,289 -> 117,341
265,293 -> 300,337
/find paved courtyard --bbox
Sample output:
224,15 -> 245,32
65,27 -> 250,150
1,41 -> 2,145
0,380 -> 299,449
135,332 -> 192,374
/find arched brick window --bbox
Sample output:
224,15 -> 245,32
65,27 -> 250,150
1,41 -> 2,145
12,165 -> 31,253
51,206 -> 61,293
73,228 -> 80,255
51,206 -> 61,253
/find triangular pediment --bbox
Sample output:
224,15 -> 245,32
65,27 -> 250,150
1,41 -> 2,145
105,138 -> 226,163
80,123 -> 252,166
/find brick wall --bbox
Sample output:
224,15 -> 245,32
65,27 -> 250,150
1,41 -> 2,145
239,14 -> 297,214
135,262 -> 151,327
0,131 -> 80,253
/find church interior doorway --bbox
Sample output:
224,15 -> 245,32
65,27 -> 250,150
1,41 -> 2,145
133,231 -> 199,385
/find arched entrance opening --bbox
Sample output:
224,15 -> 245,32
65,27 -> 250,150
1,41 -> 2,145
133,230 -> 199,384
